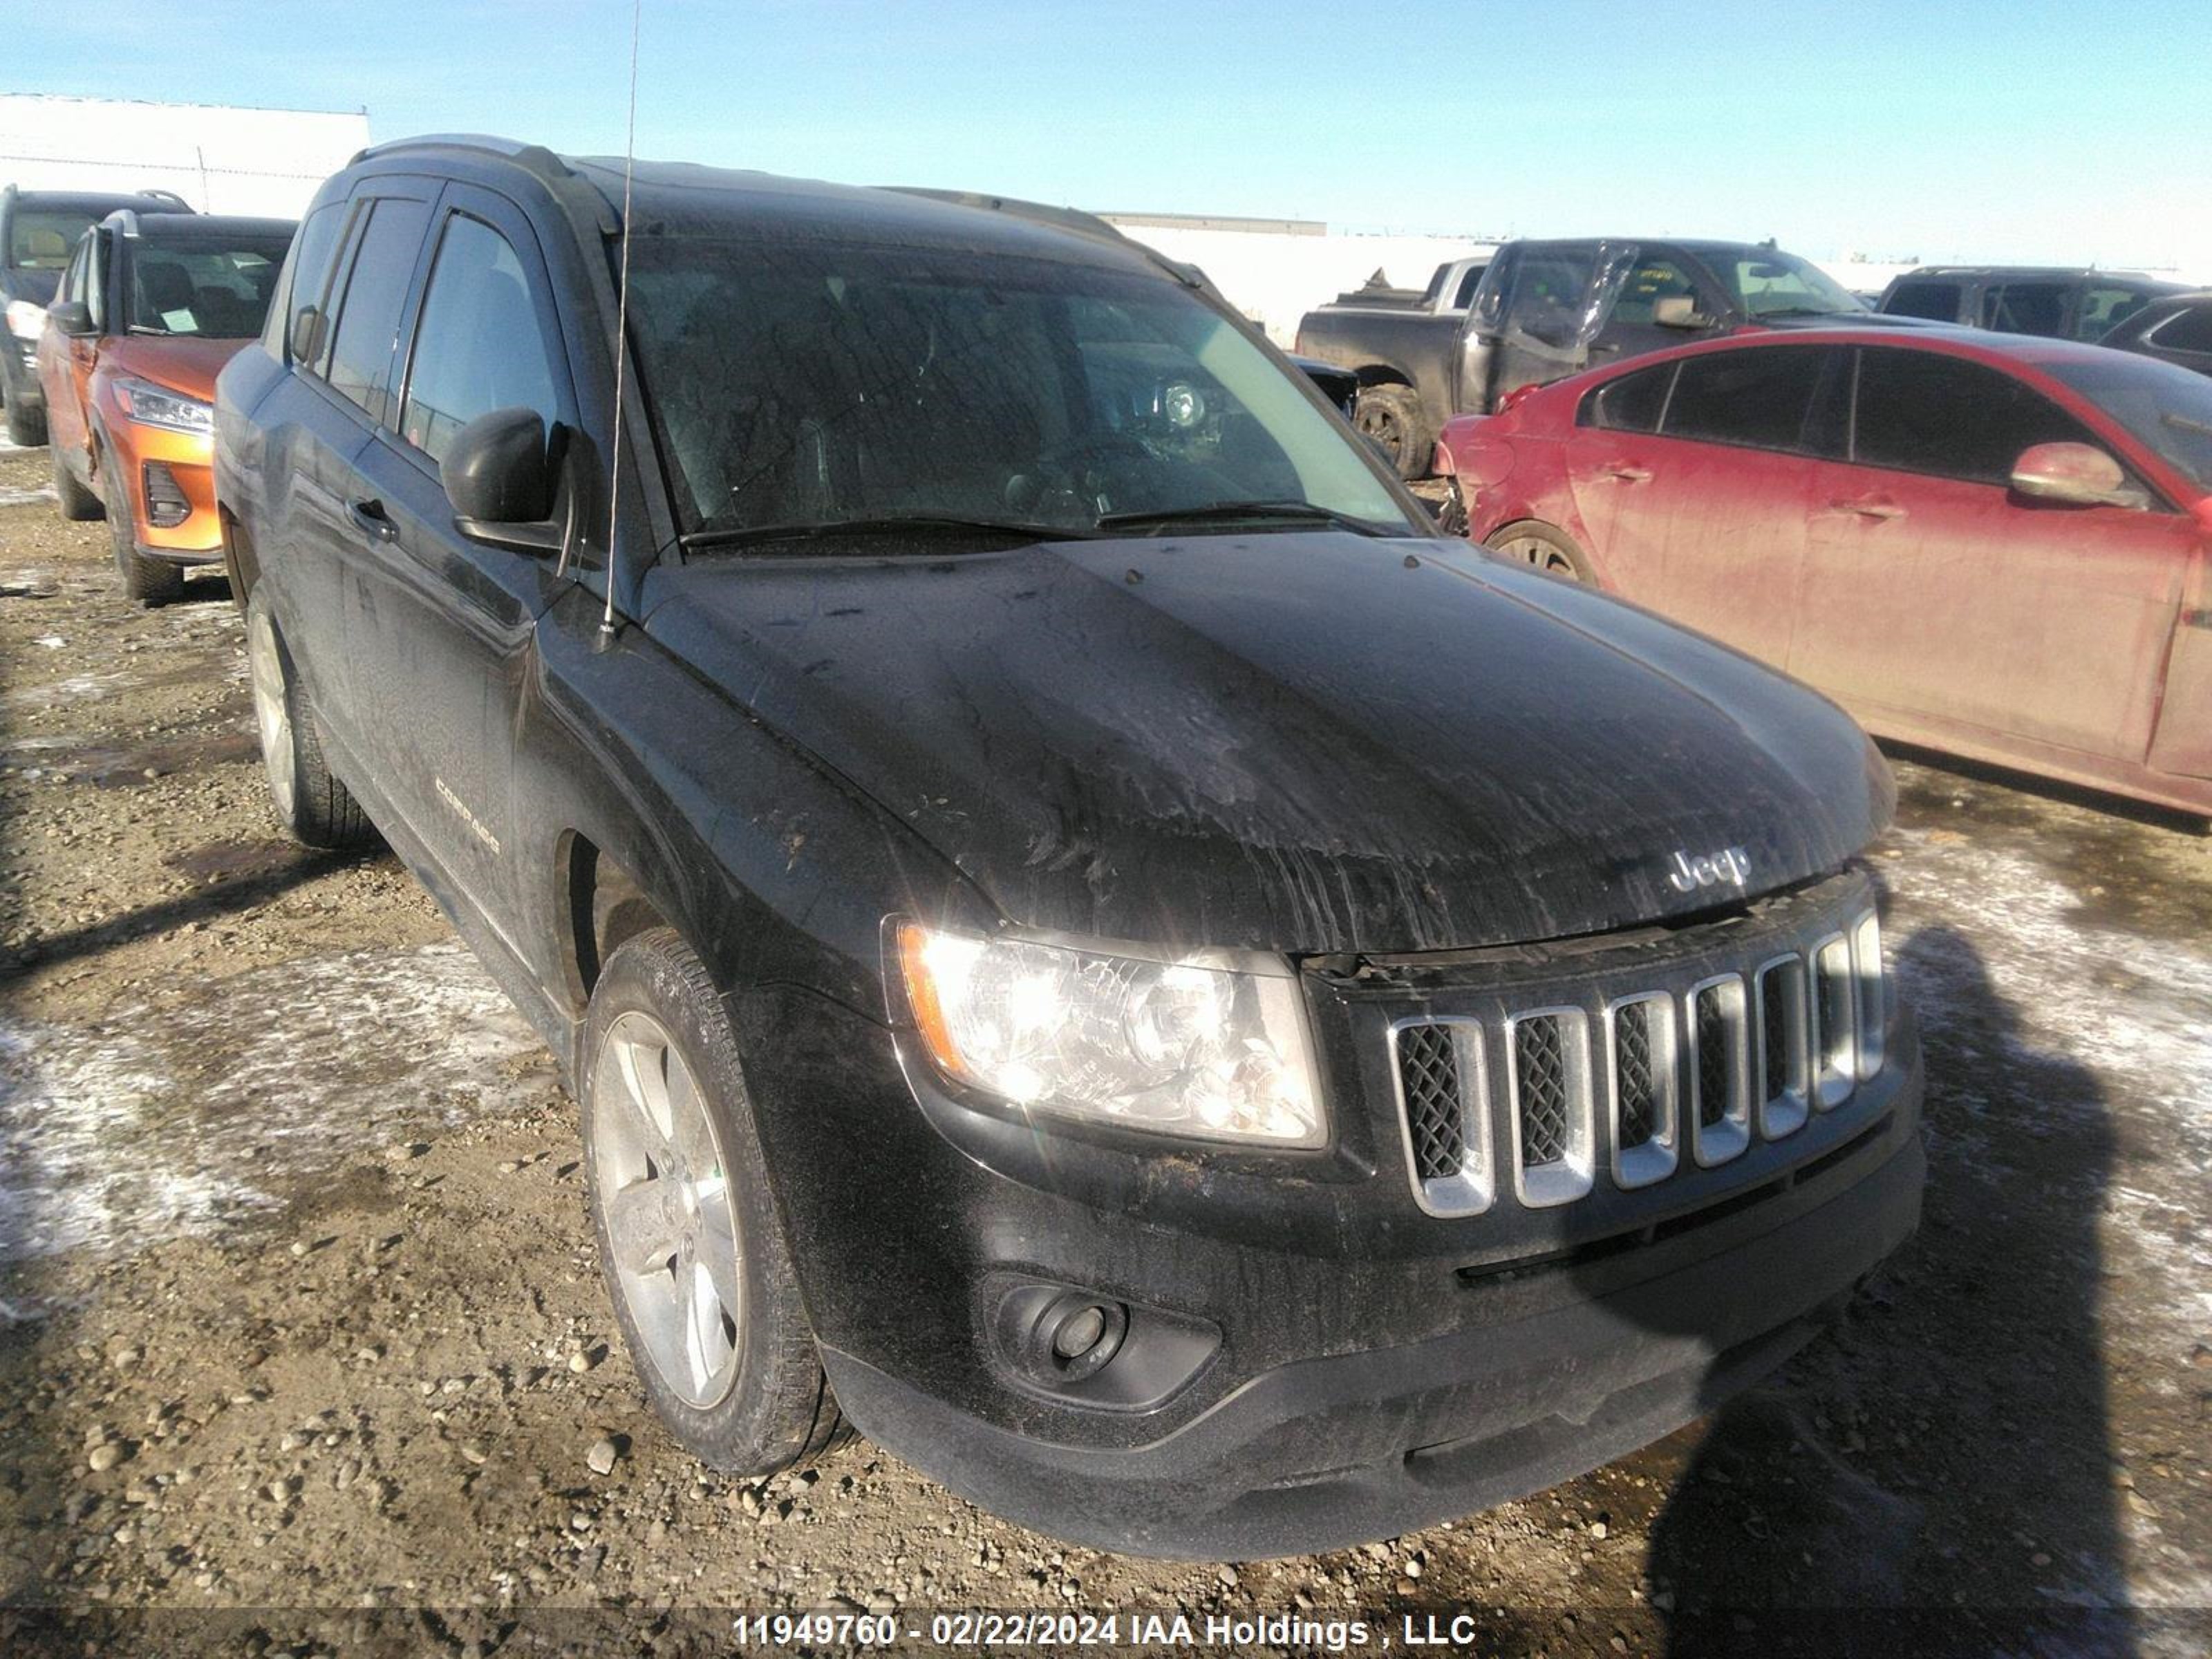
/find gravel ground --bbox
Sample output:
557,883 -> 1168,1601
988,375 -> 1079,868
1,440 -> 2208,1658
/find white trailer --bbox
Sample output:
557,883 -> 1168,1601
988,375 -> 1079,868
0,93 -> 369,218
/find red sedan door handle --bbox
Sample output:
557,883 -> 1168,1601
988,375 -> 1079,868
1602,462 -> 1652,482
1833,494 -> 1906,521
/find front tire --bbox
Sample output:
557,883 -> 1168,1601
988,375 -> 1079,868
53,444 -> 102,521
101,448 -> 185,605
1353,384 -> 1432,479
1485,519 -> 1595,583
581,928 -> 845,1476
245,591 -> 373,848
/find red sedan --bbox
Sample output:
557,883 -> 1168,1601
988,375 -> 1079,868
1434,329 -> 2212,818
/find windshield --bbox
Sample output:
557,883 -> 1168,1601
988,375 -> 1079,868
124,238 -> 292,337
8,209 -> 97,272
1723,250 -> 1866,320
627,238 -> 1415,543
2041,351 -> 2212,494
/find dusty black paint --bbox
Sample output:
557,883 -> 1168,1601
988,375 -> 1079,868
214,137 -> 1921,1558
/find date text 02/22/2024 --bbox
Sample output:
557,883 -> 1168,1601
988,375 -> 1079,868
730,1610 -> 1506,1649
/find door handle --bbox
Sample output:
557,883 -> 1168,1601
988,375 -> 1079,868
347,497 -> 398,543
1831,496 -> 1905,521
1602,462 -> 1652,482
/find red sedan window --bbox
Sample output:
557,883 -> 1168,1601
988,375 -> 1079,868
1850,348 -> 2101,485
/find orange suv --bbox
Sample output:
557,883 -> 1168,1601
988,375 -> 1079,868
37,209 -> 294,602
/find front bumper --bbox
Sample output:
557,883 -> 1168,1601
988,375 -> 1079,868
825,1101 -> 1921,1558
733,867 -> 1924,1559
2,339 -> 40,409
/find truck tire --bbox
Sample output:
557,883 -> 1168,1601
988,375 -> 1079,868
102,447 -> 185,605
52,444 -> 102,521
1353,384 -> 1431,479
1485,520 -> 1595,583
581,927 -> 848,1477
245,591 -> 375,849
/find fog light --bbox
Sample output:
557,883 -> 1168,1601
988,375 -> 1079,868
1051,1304 -> 1108,1360
143,462 -> 191,529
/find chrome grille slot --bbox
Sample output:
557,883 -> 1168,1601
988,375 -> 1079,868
1606,993 -> 1678,1189
1755,954 -> 1810,1138
1687,974 -> 1751,1165
1812,933 -> 1857,1109
1507,1008 -> 1593,1207
1387,1018 -> 1492,1217
1852,910 -> 1886,1081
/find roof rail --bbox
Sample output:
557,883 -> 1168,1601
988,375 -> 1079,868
348,133 -> 575,189
882,186 -> 1210,292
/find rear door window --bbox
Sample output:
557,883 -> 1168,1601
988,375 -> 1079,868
1579,361 -> 1676,432
1979,281 -> 2068,336
1660,346 -> 1829,452
398,212 -> 565,462
1503,247 -> 1600,348
1883,281 -> 1962,322
321,197 -> 433,425
1849,348 -> 2100,485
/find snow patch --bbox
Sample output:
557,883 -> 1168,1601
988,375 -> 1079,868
0,941 -> 549,1260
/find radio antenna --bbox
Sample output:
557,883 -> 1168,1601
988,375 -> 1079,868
601,0 -> 643,641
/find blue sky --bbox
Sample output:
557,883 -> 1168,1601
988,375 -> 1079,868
15,0 -> 2212,269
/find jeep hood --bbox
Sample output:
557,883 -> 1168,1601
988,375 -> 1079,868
644,533 -> 1892,955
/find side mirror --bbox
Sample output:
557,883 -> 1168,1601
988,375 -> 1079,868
2191,496 -> 2212,536
2009,441 -> 2144,509
1652,296 -> 1711,330
48,299 -> 93,337
441,406 -> 565,555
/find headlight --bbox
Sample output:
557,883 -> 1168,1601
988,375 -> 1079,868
894,923 -> 1324,1147
112,376 -> 212,436
5,300 -> 44,341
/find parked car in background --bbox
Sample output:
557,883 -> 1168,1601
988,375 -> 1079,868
1,182 -> 193,444
2097,290 -> 2212,378
218,135 -> 1921,1559
37,209 -> 294,601
1292,254 -> 1488,469
1875,265 -> 2184,341
1298,236 -> 1923,478
1434,330 -> 2212,818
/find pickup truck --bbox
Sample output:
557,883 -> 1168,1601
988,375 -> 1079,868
1293,255 -> 1489,476
217,138 -> 1923,1559
1298,237 -> 1921,477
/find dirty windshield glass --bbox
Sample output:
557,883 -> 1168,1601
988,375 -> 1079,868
124,237 -> 292,337
628,239 -> 1414,542
2042,351 -> 2212,494
1722,250 -> 1866,320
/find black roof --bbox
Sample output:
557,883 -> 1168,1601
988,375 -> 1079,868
104,209 -> 294,241
1888,264 -> 2176,285
349,134 -> 1174,281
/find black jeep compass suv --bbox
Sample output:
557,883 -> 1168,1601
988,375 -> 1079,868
214,135 -> 1924,1559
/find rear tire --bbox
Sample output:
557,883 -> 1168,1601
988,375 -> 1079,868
1353,384 -> 1432,479
102,449 -> 185,606
246,591 -> 375,849
1485,520 -> 1594,583
582,928 -> 847,1477
53,444 -> 102,521
5,394 -> 44,448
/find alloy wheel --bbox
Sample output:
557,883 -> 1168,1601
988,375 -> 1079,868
1494,532 -> 1580,578
246,607 -> 296,824
592,1010 -> 744,1408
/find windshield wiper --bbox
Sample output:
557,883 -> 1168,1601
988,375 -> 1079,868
1094,500 -> 1397,536
681,514 -> 1097,554
2160,411 -> 2212,441
1753,305 -> 1859,320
